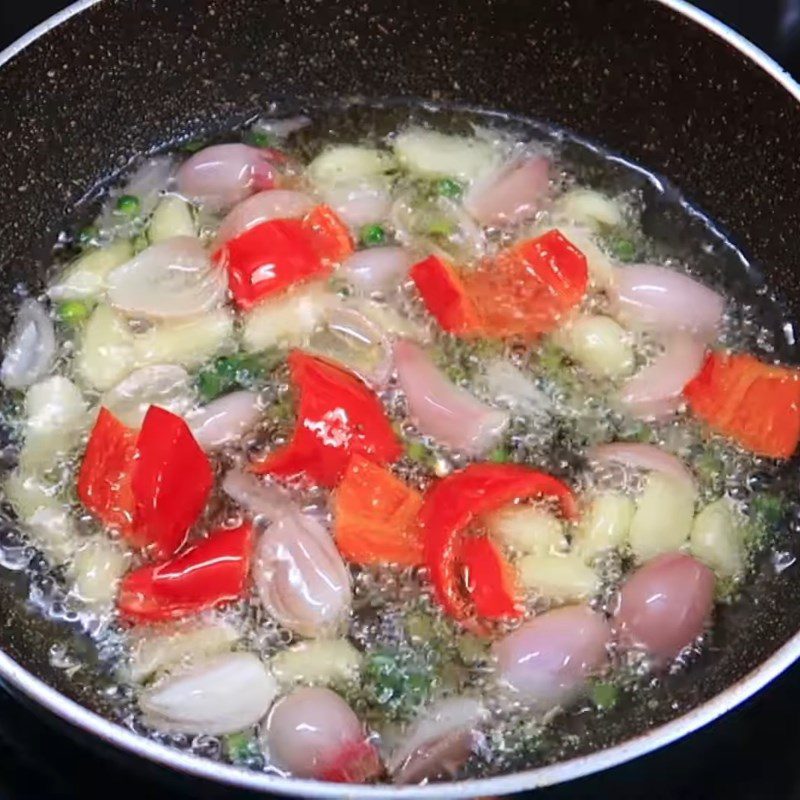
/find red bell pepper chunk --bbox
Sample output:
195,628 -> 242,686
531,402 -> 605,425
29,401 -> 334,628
318,739 -> 383,784
411,229 -> 588,340
130,405 -> 215,559
77,408 -> 137,536
459,535 -> 521,620
117,522 -> 253,623
684,351 -> 800,458
251,350 -> 402,488
417,463 -> 577,621
409,254 -> 482,336
217,204 -> 353,310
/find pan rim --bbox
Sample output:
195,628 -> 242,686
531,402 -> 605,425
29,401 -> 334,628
0,0 -> 798,796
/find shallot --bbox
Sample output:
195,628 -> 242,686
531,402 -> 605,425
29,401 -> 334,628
1,299 -> 56,390
586,442 -> 697,492
394,339 -> 508,456
187,390 -> 261,450
339,246 -> 412,294
215,189 -> 315,244
221,469 -> 294,523
322,182 -> 392,229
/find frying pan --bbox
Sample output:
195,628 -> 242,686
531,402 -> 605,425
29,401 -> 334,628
0,0 -> 799,796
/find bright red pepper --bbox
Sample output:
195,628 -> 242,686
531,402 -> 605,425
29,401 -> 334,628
459,535 -> 520,620
77,408 -> 137,536
77,406 -> 213,559
117,522 -> 253,623
418,463 -> 577,621
216,204 -> 353,310
318,739 -> 383,784
250,350 -> 402,488
411,229 -> 588,340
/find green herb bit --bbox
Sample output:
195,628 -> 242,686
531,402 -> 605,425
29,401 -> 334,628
361,648 -> 434,718
245,130 -> 276,149
224,731 -> 262,765
488,445 -> 511,463
197,353 -> 272,401
131,232 -> 149,254
359,223 -> 386,248
405,440 -> 432,465
590,681 -> 619,711
750,493 -> 786,529
435,177 -> 463,199
609,236 -> 636,262
181,139 -> 207,153
455,632 -> 488,664
77,225 -> 99,246
57,300 -> 91,326
116,194 -> 141,216
426,217 -> 456,237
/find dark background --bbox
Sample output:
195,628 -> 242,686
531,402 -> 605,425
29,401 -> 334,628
0,1 -> 799,799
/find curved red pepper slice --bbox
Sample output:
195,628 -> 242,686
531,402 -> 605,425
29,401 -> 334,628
117,522 -> 253,623
459,535 -> 520,620
318,739 -> 383,784
418,463 -> 577,621
251,351 -> 402,488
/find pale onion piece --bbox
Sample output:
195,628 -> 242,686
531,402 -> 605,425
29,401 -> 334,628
26,506 -> 79,564
0,299 -> 56,390
486,505 -> 567,556
492,605 -> 611,709
221,469 -> 295,524
241,283 -> 335,353
615,552 -> 715,660
344,297 -> 429,342
20,376 -> 88,471
309,306 -> 392,386
187,390 -> 261,450
689,498 -> 744,578
554,188 -> 624,229
251,115 -> 311,139
322,182 -> 392,229
307,145 -> 396,187
574,493 -> 635,559
4,470 -> 57,520
394,339 -> 508,457
70,538 -> 130,606
392,129 -> 497,182
388,697 -> 489,784
128,622 -> 239,683
262,686 -> 364,778
255,512 -> 352,638
107,236 -> 226,320
610,264 -> 724,336
215,189 -> 315,245
270,639 -> 362,687
554,225 -> 615,290
554,315 -> 634,379
101,364 -> 195,428
140,652 -> 278,735
133,308 -> 235,370
629,472 -> 696,562
148,195 -> 196,243
176,144 -> 275,209
77,305 -> 137,390
464,155 -> 550,226
587,442 -> 697,493
619,333 -> 706,420
339,246 -> 412,294
48,239 -> 134,301
517,553 -> 600,601
482,359 -> 552,419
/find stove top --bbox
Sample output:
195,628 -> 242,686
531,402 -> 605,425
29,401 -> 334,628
0,2 -> 799,798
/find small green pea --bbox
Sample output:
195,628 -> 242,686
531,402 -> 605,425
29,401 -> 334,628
436,177 -> 463,199
359,223 -> 386,247
77,225 -> 98,246
181,139 -> 206,153
246,130 -> 276,149
57,300 -> 91,325
591,681 -> 619,711
116,194 -> 141,216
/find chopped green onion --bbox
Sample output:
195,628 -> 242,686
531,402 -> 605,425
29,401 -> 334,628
57,300 -> 91,325
116,194 -> 141,216
426,218 -> 456,237
223,731 -> 262,765
181,139 -> 206,153
591,681 -> 618,710
246,130 -> 276,149
488,446 -> 511,463
131,232 -> 149,254
405,441 -> 429,463
77,225 -> 98,246
197,353 -> 273,401
435,177 -> 463,199
359,223 -> 386,247
610,237 -> 636,262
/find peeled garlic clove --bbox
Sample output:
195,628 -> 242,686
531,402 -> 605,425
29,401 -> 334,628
689,498 -> 744,578
48,239 -> 133,301
77,305 -> 137,390
255,512 -> 352,638
148,195 -> 196,243
574,492 -> 635,560
554,314 -> 633,379
270,639 -> 362,687
486,504 -> 567,556
308,145 -> 396,187
388,697 -> 488,784
392,129 -> 497,182
187,390 -> 262,450
261,686 -> 365,778
1,300 -> 56,390
70,538 -> 130,605
107,236 -> 226,320
517,553 -> 599,601
101,364 -> 195,428
322,182 -> 392,229
554,188 -> 624,229
140,652 -> 277,735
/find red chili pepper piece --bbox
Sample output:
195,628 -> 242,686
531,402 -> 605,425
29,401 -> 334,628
318,739 -> 383,784
418,463 -> 577,621
459,535 -> 521,620
216,204 -> 353,310
130,405 -> 215,559
251,350 -> 402,488
117,522 -> 253,623
684,351 -> 800,458
76,407 -> 137,536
